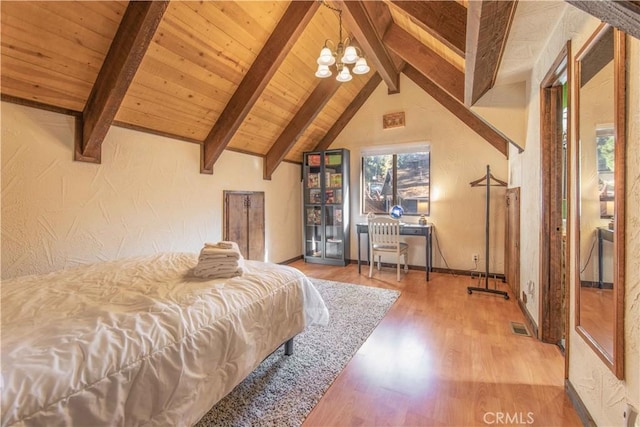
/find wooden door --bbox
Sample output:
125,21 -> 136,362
540,73 -> 568,346
506,187 -> 520,301
247,193 -> 265,261
223,191 -> 265,261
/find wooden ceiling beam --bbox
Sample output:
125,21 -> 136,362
361,2 -> 405,75
314,72 -> 382,152
390,1 -> 467,57
465,0 -> 518,106
566,0 -> 640,41
200,1 -> 320,174
337,0 -> 400,94
384,23 -> 464,102
403,65 -> 509,158
75,1 -> 169,163
264,78 -> 341,180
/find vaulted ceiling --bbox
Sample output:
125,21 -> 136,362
1,1 -> 637,178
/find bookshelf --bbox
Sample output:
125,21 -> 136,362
303,149 -> 350,266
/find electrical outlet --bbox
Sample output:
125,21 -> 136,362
472,254 -> 479,262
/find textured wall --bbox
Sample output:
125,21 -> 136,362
1,103 -> 302,279
332,73 -> 509,273
509,3 -> 639,425
624,33 -> 640,418
472,81 -> 527,148
509,3 -> 597,327
569,32 -> 640,426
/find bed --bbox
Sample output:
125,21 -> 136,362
1,252 -> 329,426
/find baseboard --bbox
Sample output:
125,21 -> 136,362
517,298 -> 539,338
280,255 -> 303,265
565,379 -> 596,427
432,267 -> 506,281
580,280 -> 613,290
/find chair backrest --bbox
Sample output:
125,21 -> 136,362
368,217 -> 401,249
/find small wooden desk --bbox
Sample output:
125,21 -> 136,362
356,223 -> 433,281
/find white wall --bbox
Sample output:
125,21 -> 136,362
510,4 -> 639,425
509,4 -> 597,327
331,73 -> 509,274
472,81 -> 527,149
1,103 -> 302,279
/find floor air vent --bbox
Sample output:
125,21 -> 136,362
510,321 -> 531,337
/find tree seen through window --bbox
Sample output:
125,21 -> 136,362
362,150 -> 430,215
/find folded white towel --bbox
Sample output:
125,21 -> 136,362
194,260 -> 244,273
194,241 -> 245,279
198,254 -> 240,264
193,262 -> 244,278
199,246 -> 241,259
205,241 -> 236,250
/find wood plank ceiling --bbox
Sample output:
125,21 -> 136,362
2,0 -> 527,177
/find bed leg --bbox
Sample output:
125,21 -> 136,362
284,338 -> 294,356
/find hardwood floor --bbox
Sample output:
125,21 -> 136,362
290,261 -> 581,426
579,287 -> 614,356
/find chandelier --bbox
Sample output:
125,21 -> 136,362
315,2 -> 370,82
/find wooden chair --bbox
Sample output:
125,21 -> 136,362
368,217 -> 409,281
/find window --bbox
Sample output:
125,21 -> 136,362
361,143 -> 430,216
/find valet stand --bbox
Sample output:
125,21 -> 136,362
467,165 -> 509,300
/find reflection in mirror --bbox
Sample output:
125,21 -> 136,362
574,24 -> 625,379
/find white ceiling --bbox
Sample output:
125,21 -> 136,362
497,0 -> 568,85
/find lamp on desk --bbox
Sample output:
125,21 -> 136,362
417,200 -> 429,214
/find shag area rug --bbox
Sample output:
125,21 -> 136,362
195,278 -> 400,427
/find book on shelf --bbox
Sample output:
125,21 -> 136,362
325,189 -> 335,204
308,154 -> 321,166
324,189 -> 342,204
309,189 -> 321,204
330,173 -> 342,187
306,207 -> 321,225
325,153 -> 341,166
307,173 -> 320,188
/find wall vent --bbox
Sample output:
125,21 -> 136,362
510,321 -> 531,337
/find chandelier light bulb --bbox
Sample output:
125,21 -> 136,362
317,47 -> 335,66
341,45 -> 358,64
315,64 -> 332,78
313,3 -> 370,82
336,65 -> 352,82
352,57 -> 370,75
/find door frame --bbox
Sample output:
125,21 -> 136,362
506,187 -> 521,301
539,41 -> 572,363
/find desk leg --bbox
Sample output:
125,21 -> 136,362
429,229 -> 433,277
425,231 -> 429,281
357,231 -> 362,274
366,233 -> 370,269
597,232 -> 603,289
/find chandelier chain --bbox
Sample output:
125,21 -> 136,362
314,0 -> 369,81
320,1 -> 343,42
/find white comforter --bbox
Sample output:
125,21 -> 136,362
1,253 -> 329,426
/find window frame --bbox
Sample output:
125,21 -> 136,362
360,142 -> 431,216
